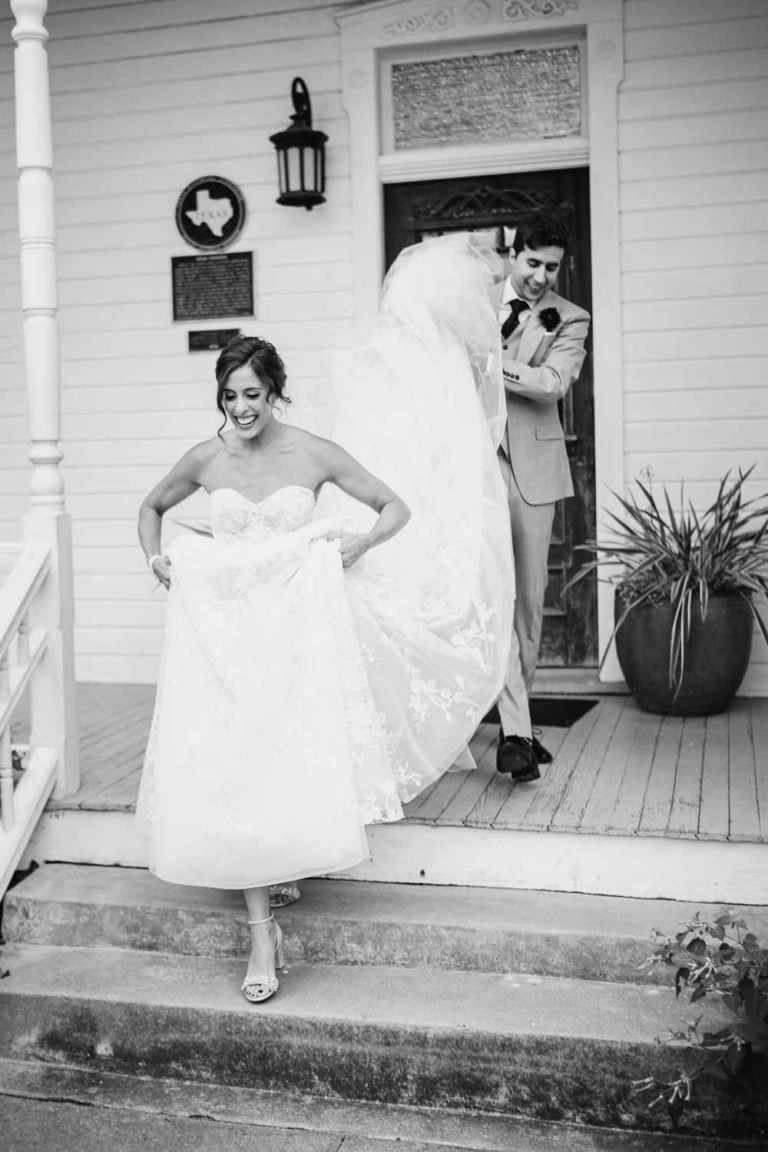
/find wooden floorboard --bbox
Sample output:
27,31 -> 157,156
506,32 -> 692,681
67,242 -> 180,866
637,715 -> 683,837
464,767 -> 518,828
404,768 -> 473,824
579,703 -> 644,835
438,726 -> 498,825
520,703 -> 603,833
728,700 -> 761,843
401,774 -> 443,820
698,712 -> 731,841
666,715 -> 706,839
549,700 -> 627,833
607,708 -> 661,835
754,703 -> 768,841
491,723 -> 566,830
30,684 -> 768,843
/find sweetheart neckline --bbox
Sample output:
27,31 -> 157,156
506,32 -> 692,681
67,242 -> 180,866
209,485 -> 315,509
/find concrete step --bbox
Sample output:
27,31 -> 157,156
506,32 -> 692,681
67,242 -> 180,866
1,938 -> 764,1141
27,802 -> 768,903
6,863 -> 767,984
0,1058 -> 754,1152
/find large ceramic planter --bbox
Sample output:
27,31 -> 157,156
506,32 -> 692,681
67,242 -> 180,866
614,592 -> 753,716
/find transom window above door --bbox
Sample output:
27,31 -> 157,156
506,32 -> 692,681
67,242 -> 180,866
380,38 -> 587,152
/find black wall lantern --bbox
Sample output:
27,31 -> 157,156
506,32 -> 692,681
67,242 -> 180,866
269,77 -> 328,210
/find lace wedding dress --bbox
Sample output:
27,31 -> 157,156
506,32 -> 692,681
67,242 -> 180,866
137,232 -> 514,890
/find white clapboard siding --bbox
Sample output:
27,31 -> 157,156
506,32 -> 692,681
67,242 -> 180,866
623,295 -> 768,332
620,78 -> 768,123
0,1 -> 352,682
620,140 -> 768,182
77,601 -> 169,630
621,0 -> 768,690
0,63 -> 344,128
623,265 -> 768,301
625,420 -> 768,455
620,109 -> 767,153
625,389 -> 768,423
624,329 -> 768,364
41,0 -> 311,29
621,47 -> 768,90
622,171 -> 768,213
625,15 -> 768,60
622,232 -> 768,272
26,37 -> 341,96
624,0 -> 768,29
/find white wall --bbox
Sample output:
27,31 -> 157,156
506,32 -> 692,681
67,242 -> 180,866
1,0 -> 766,691
0,0 -> 354,682
619,0 -> 768,693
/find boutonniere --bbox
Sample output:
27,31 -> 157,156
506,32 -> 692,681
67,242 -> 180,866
539,307 -> 561,333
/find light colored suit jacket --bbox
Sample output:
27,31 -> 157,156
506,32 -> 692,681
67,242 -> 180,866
494,284 -> 590,506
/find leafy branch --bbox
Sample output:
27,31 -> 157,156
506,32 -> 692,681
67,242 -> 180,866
634,912 -> 768,1129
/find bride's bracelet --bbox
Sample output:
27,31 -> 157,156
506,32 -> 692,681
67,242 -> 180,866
147,553 -> 166,575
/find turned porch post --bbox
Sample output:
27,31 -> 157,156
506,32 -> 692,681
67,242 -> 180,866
11,0 -> 79,794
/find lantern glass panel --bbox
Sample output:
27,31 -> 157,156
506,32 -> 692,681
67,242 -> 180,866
277,151 -> 288,195
303,146 -> 316,192
286,146 -> 301,192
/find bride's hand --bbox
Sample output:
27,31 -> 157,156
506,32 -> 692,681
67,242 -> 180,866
334,533 -> 369,569
150,555 -> 172,589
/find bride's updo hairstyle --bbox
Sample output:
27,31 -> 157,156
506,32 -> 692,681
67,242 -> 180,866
215,335 -> 291,434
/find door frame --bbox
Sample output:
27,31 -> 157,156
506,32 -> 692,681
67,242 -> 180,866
337,0 -> 625,679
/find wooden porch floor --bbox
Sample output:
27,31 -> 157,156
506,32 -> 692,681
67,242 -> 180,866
33,683 -> 768,844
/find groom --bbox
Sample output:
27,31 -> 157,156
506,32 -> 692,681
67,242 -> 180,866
494,214 -> 590,782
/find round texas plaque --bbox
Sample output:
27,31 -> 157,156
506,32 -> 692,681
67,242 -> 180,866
175,176 -> 246,251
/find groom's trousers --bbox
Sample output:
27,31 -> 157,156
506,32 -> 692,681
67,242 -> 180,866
496,451 -> 556,738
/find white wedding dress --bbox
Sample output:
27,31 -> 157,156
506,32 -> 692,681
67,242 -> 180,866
137,232 -> 514,890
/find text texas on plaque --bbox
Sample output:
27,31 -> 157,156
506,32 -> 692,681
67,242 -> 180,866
175,175 -> 246,251
172,252 -> 254,322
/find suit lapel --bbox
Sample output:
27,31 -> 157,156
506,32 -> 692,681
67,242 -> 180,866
518,289 -> 557,365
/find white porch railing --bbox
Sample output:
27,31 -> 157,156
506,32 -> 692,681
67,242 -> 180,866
0,0 -> 79,897
0,541 -> 58,893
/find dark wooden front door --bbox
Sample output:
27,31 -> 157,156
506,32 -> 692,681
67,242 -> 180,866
384,168 -> 597,667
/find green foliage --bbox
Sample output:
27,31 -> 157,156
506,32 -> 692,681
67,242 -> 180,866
566,468 -> 768,693
634,912 -> 768,1130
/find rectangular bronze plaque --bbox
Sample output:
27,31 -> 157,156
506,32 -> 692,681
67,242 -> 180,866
188,328 -> 240,352
172,252 -> 254,322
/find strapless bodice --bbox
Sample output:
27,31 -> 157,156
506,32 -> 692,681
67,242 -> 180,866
210,486 -> 316,540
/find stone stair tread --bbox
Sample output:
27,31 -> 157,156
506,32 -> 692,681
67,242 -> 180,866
12,864 -> 765,936
10,864 -> 768,989
0,940 -> 704,1043
0,1058 -> 750,1152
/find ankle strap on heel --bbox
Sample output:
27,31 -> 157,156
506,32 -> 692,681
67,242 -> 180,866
248,915 -> 274,926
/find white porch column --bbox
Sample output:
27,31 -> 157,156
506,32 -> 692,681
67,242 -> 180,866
12,0 -> 79,794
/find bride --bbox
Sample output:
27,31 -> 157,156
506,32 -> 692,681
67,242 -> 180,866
136,231 -> 513,1003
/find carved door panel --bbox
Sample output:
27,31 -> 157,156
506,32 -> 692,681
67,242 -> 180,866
384,169 -> 597,667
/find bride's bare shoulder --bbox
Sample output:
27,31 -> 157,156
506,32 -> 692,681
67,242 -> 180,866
293,428 -> 348,465
173,435 -> 229,481
187,435 -> 227,465
284,426 -> 335,456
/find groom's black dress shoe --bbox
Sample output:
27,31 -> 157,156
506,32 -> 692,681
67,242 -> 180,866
496,735 -> 540,782
531,731 -> 553,765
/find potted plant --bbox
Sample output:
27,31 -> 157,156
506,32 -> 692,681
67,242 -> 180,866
567,468 -> 768,716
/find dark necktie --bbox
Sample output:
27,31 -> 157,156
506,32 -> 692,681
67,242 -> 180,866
501,298 -> 530,341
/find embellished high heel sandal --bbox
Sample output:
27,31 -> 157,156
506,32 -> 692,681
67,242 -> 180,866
269,883 -> 301,908
241,914 -> 285,1004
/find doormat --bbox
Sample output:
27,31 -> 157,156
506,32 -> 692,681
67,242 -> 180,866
483,697 -> 598,728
